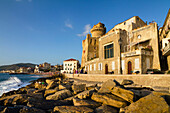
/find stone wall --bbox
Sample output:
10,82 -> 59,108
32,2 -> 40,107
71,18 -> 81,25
65,74 -> 170,87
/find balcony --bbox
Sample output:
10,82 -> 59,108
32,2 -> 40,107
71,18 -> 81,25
163,42 -> 170,56
122,49 -> 153,57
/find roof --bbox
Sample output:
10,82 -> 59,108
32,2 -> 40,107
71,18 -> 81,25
64,58 -> 77,61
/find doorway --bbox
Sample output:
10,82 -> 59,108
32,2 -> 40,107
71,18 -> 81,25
105,64 -> 108,74
128,61 -> 132,74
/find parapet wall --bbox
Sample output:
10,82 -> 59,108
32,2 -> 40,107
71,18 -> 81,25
65,74 -> 170,87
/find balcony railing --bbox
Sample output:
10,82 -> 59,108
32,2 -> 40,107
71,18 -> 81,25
163,42 -> 170,56
122,49 -> 153,57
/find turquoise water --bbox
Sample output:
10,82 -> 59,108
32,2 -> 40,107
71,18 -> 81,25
0,73 -> 41,96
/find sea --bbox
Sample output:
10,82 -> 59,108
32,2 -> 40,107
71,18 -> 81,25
0,73 -> 42,96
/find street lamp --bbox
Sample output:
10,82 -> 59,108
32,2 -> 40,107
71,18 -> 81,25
118,38 -> 123,74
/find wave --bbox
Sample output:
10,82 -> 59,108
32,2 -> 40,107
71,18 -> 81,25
0,77 -> 30,96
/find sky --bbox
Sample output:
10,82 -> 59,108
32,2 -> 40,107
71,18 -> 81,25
0,0 -> 169,66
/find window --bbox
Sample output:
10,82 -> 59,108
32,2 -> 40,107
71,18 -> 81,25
90,65 -> 92,71
90,39 -> 92,44
124,22 -> 126,25
70,64 -> 72,66
94,64 -> 96,71
65,68 -> 67,70
94,39 -> 96,45
112,61 -> 115,70
65,64 -> 67,66
68,68 -> 69,70
98,63 -> 102,71
137,35 -> 141,39
146,58 -> 150,69
135,58 -> 139,69
68,64 -> 69,66
70,68 -> 72,70
104,44 -> 114,59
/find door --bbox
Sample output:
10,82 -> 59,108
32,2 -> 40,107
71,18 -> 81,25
128,61 -> 132,74
105,64 -> 108,74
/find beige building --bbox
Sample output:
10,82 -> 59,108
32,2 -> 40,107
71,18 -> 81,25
19,67 -> 28,73
81,16 -> 161,74
61,58 -> 80,73
159,9 -> 170,70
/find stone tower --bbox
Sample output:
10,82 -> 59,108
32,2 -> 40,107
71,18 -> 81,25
81,22 -> 106,67
90,22 -> 106,37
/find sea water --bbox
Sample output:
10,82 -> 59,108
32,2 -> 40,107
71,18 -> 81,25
0,73 -> 41,96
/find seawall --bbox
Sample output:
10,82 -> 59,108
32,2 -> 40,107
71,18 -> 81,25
65,74 -> 170,87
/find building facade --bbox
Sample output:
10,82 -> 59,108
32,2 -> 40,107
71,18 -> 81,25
61,58 -> 80,73
81,16 -> 161,74
159,9 -> 170,71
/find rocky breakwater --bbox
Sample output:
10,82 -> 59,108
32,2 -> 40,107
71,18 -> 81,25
0,75 -> 170,113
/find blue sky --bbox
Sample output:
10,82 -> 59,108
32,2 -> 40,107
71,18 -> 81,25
0,0 -> 169,66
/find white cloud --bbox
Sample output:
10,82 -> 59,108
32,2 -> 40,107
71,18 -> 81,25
65,19 -> 73,29
77,24 -> 91,37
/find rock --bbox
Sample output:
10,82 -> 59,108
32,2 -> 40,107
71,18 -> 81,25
27,88 -> 36,94
73,98 -> 101,108
46,80 -> 58,90
1,106 -> 22,113
59,84 -> 71,90
44,89 -> 58,97
130,89 -> 152,99
95,105 -> 119,113
33,89 -> 44,94
91,92 -> 128,108
53,106 -> 94,113
0,94 -> 28,106
121,79 -> 134,85
152,86 -> 169,93
46,79 -> 53,85
46,89 -> 72,100
20,106 -> 46,113
65,89 -> 95,101
124,84 -> 143,89
152,91 -> 170,105
98,79 -> 121,93
34,82 -> 46,89
124,94 -> 170,113
111,87 -> 134,103
72,84 -> 86,94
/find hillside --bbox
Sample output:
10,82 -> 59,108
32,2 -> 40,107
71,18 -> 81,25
0,63 -> 37,71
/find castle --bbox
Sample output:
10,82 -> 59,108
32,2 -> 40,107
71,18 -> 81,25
81,16 -> 162,74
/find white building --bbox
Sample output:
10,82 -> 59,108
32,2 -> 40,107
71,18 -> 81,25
61,58 -> 79,73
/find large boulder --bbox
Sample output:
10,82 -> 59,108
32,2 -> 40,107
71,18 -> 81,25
34,82 -> 46,89
73,98 -> 101,108
123,94 -> 170,113
65,88 -> 95,101
27,88 -> 36,94
44,89 -> 58,97
121,79 -> 134,85
111,87 -> 134,103
59,84 -> 71,90
98,79 -> 121,93
20,106 -> 45,113
46,80 -> 58,90
95,105 -> 119,113
46,89 -> 72,100
72,84 -> 86,94
91,93 -> 128,108
53,106 -> 94,113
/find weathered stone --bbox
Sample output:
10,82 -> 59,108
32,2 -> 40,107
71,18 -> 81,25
20,106 -> 45,113
152,86 -> 169,92
34,82 -> 46,89
1,106 -> 22,113
65,89 -> 95,101
121,79 -> 134,85
72,84 -> 86,94
46,89 -> 72,100
46,80 -> 58,90
44,89 -> 58,97
91,92 -> 128,108
73,98 -> 101,108
27,88 -> 36,94
59,84 -> 71,90
0,94 -> 28,106
33,89 -> 44,94
46,79 -> 53,85
130,89 -> 152,99
124,94 -> 170,113
111,87 -> 134,103
152,91 -> 170,105
98,79 -> 120,93
95,105 -> 119,113
53,106 -> 94,113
